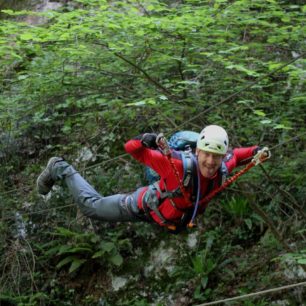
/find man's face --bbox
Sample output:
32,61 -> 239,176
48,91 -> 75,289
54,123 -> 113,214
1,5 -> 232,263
196,149 -> 224,178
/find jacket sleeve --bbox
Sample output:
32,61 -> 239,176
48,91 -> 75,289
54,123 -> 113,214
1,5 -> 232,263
124,137 -> 172,178
225,146 -> 259,174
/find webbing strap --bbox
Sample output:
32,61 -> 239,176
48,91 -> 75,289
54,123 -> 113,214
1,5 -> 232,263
152,182 -> 187,212
143,186 -> 171,225
181,151 -> 193,187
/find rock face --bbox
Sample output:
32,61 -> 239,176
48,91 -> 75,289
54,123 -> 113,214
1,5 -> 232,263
144,240 -> 177,278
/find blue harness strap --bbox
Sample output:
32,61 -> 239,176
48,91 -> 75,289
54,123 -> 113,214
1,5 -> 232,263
181,151 -> 193,188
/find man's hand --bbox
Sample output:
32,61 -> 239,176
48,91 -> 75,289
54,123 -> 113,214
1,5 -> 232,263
253,146 -> 271,164
141,133 -> 158,149
257,147 -> 271,158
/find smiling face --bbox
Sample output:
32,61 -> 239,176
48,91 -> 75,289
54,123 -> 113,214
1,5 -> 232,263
196,148 -> 224,178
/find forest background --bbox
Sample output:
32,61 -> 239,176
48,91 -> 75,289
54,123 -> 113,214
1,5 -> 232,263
0,0 -> 305,305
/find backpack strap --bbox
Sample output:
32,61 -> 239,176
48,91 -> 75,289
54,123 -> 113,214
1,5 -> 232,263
159,151 -> 194,200
181,151 -> 193,188
218,161 -> 228,186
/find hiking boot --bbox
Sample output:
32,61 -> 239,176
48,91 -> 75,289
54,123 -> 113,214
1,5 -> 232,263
37,157 -> 64,195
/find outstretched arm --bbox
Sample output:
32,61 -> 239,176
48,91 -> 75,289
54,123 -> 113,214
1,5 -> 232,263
225,146 -> 259,173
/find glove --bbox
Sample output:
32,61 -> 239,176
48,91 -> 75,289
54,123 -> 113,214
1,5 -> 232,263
141,133 -> 158,149
254,146 -> 271,162
258,147 -> 271,158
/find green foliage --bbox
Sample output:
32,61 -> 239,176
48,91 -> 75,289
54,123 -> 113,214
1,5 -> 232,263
278,249 -> 306,265
1,0 -> 305,148
224,197 -> 250,218
260,230 -> 282,249
42,227 -> 124,273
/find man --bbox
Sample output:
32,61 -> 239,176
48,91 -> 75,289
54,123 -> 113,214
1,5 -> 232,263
37,125 -> 269,232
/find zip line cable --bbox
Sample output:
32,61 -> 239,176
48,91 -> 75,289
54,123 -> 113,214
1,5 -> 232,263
196,281 -> 306,306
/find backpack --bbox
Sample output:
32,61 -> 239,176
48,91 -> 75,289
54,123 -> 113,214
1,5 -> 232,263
145,131 -> 199,184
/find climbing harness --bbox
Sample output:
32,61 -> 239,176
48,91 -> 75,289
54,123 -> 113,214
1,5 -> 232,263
187,154 -> 201,228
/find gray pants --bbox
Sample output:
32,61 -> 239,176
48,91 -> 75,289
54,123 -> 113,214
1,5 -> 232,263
51,160 -> 144,222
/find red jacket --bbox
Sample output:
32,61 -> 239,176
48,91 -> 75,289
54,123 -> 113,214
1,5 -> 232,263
125,138 -> 258,226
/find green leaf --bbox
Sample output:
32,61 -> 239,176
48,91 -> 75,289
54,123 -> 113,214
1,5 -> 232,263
260,119 -> 272,124
92,250 -> 105,259
281,16 -> 290,23
20,33 -> 35,41
56,256 -> 74,269
44,246 -> 61,256
108,253 -> 123,266
10,52 -> 23,60
58,245 -> 72,255
1,9 -> 15,16
69,258 -> 87,273
245,218 -> 252,230
17,75 -> 28,80
159,95 -> 168,100
55,227 -> 76,237
201,276 -> 208,289
101,242 -> 115,253
60,247 -> 93,255
90,235 -> 100,244
126,99 -> 156,106
253,110 -> 266,117
273,124 -> 292,130
226,64 -> 259,77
